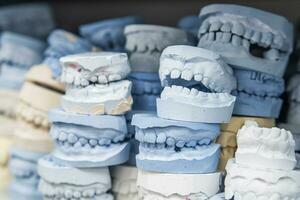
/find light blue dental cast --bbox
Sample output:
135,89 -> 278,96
198,4 -> 293,77
80,16 -> 144,52
132,113 -> 221,173
0,32 -> 45,90
43,29 -> 93,78
232,69 -> 284,118
9,147 -> 46,200
49,108 -> 130,167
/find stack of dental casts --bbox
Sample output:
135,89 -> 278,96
225,121 -> 300,199
197,4 -> 294,171
9,29 -> 93,200
80,16 -> 143,52
38,51 -> 133,200
132,45 -> 237,199
0,32 -> 45,193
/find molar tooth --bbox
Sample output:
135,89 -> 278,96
79,137 -> 88,145
166,137 -> 175,147
209,21 -> 222,32
170,69 -> 181,79
135,130 -> 144,142
99,138 -> 110,146
182,87 -> 190,95
221,32 -> 231,43
199,21 -> 210,34
232,35 -> 242,46
220,22 -> 232,32
58,132 -> 68,141
242,39 -> 250,51
176,140 -> 185,148
194,74 -> 203,81
244,28 -> 253,39
80,78 -> 89,86
250,31 -> 261,44
74,141 -> 82,148
208,32 -> 215,41
89,139 -> 98,146
90,76 -> 98,82
144,132 -> 156,143
190,88 -> 199,96
156,133 -> 166,143
198,138 -> 211,145
232,22 -> 245,36
113,134 -> 125,143
263,48 -> 279,61
98,75 -> 108,84
185,140 -> 197,147
181,70 -> 193,81
108,74 -> 122,82
67,133 -> 78,144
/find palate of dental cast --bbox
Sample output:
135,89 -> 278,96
137,170 -> 221,200
225,159 -> 300,200
48,108 -> 130,167
235,121 -> 296,170
124,24 -> 192,73
60,52 -> 131,85
198,4 -> 293,77
38,156 -> 113,200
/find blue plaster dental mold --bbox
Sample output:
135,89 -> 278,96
132,113 -> 220,173
38,155 -> 113,200
198,4 -> 293,77
129,72 -> 162,111
157,45 -> 237,123
177,15 -> 201,42
0,32 -> 45,90
9,147 -> 46,200
0,3 -> 54,39
232,69 -> 284,118
49,108 -> 130,167
43,29 -> 93,78
80,16 -> 144,52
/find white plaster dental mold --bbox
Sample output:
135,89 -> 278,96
225,159 -> 300,200
157,45 -> 236,123
60,52 -> 133,115
137,170 -> 221,200
111,165 -> 138,200
124,24 -> 192,73
198,4 -> 294,77
60,52 -> 131,85
235,121 -> 296,170
278,123 -> 300,151
38,156 -> 113,200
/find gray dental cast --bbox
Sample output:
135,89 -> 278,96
198,4 -> 293,77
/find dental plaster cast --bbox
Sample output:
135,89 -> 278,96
49,108 -> 130,167
111,165 -> 138,200
0,136 -> 12,190
278,123 -> 300,152
80,16 -> 144,52
43,29 -> 94,78
16,81 -> 62,129
225,159 -> 300,200
232,69 -> 284,118
132,113 -> 220,173
218,116 -> 275,170
9,147 -> 46,200
0,89 -> 18,119
60,52 -> 132,115
137,170 -> 221,200
124,25 -> 192,73
129,72 -> 162,111
0,3 -> 54,39
157,45 -> 236,123
198,4 -> 293,77
235,121 -> 296,170
0,32 -> 45,90
38,156 -> 113,200
178,15 -> 201,40
286,74 -> 300,124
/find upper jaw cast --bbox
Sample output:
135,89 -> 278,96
60,52 -> 132,115
198,4 -> 293,77
157,45 -> 237,123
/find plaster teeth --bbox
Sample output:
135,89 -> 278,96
162,69 -> 170,76
209,21 -> 222,32
261,32 -> 273,47
208,32 -> 215,41
144,132 -> 156,143
90,76 -> 98,82
97,75 -> 108,84
67,133 -> 78,144
190,88 -> 199,96
232,35 -> 242,46
185,140 -> 197,147
199,33 -> 209,44
220,22 -> 232,32
108,74 -> 122,82
58,132 -> 68,141
194,74 -> 203,81
181,70 -> 193,80
216,32 -> 223,41
74,77 -> 81,86
74,141 -> 82,148
272,35 -> 284,49
199,21 -> 210,34
80,78 -> 89,86
170,69 -> 181,79
232,22 -> 245,36
221,32 -> 231,43
250,31 -> 261,44
166,137 -> 175,147
242,39 -> 250,51
156,133 -> 167,143
264,48 -> 280,60
244,28 -> 253,39
89,139 -> 98,146
113,135 -> 125,143
182,87 -> 190,95
79,137 -> 88,145
176,140 -> 185,148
